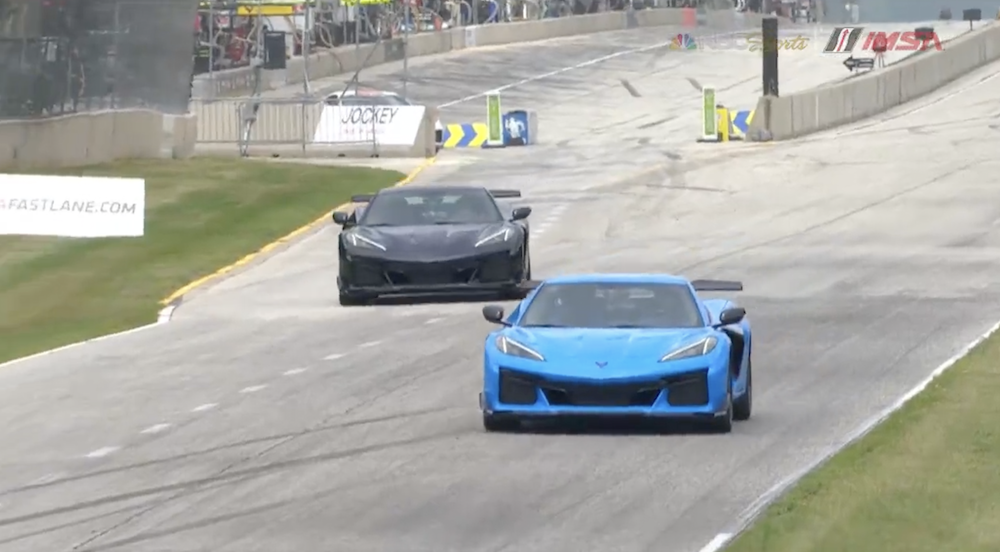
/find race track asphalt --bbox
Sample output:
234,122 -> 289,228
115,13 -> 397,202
2,22 -> 1000,552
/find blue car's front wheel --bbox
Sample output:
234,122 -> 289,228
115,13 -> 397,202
734,356 -> 752,421
709,375 -> 734,433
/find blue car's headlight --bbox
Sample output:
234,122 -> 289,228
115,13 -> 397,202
659,336 -> 718,362
495,335 -> 545,361
475,228 -> 512,248
346,232 -> 386,251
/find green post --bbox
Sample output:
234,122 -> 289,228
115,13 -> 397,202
486,91 -> 503,147
702,86 -> 717,141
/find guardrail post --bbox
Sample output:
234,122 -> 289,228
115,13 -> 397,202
301,99 -> 308,156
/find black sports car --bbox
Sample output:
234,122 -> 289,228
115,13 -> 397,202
332,185 -> 533,306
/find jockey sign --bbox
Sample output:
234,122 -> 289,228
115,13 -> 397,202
313,105 -> 425,146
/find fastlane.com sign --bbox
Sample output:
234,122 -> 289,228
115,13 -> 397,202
0,174 -> 145,237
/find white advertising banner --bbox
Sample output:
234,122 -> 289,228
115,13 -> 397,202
0,174 -> 145,237
313,105 -> 425,146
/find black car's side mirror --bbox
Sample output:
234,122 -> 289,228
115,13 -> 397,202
511,206 -> 532,221
332,211 -> 351,225
482,305 -> 509,326
715,307 -> 746,327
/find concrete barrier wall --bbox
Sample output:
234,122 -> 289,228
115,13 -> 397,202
0,111 -> 197,170
748,22 -> 1000,140
194,9 -> 775,99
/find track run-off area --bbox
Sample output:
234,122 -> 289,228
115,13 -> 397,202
2,20 -> 1000,552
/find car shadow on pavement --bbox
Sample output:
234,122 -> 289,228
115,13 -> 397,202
365,292 -> 522,306
513,417 -> 724,436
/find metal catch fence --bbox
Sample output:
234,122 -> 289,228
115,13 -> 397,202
1,0 -> 198,119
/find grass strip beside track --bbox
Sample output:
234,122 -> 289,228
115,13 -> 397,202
726,329 -> 1000,552
0,158 -> 403,365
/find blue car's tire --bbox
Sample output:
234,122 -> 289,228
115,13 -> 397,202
709,377 -> 734,433
483,412 -> 520,432
734,356 -> 752,421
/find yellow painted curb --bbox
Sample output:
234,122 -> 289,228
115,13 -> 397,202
158,157 -> 438,306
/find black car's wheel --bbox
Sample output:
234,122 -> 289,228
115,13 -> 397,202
524,241 -> 532,280
483,412 -> 520,432
709,377 -> 734,433
733,356 -> 752,421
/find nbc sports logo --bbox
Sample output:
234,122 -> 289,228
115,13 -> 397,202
669,33 -> 697,51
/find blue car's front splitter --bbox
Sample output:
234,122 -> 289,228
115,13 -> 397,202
479,393 -> 730,420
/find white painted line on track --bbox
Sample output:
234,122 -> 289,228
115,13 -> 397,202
425,317 -> 443,325
283,368 -> 308,376
0,322 -> 162,370
324,353 -> 346,361
191,403 -> 218,412
239,385 -> 267,394
139,423 -> 171,435
358,340 -> 382,349
85,446 -> 120,459
156,305 -> 176,323
697,532 -> 733,552
700,318 -> 1000,552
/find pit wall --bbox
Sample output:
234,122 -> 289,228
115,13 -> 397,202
748,21 -> 1000,140
0,111 -> 198,170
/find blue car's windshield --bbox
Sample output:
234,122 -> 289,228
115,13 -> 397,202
518,282 -> 704,329
360,189 -> 503,226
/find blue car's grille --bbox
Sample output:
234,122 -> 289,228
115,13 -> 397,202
542,382 -> 661,407
499,369 -> 538,405
662,369 -> 710,407
499,368 -> 710,408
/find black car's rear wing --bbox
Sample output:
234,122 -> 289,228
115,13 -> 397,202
351,190 -> 519,202
691,280 -> 743,292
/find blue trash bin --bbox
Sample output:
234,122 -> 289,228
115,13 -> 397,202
502,110 -> 530,146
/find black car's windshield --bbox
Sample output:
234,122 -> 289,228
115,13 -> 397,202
519,282 -> 704,329
360,189 -> 504,226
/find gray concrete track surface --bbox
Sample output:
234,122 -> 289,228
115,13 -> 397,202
3,26 -> 1000,552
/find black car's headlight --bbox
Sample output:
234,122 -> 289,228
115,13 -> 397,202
495,335 -> 545,361
475,228 -> 513,248
659,336 -> 718,362
345,232 -> 386,252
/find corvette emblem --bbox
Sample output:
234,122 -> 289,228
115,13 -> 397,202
595,361 -> 608,368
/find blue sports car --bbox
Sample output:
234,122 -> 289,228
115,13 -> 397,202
479,273 -> 752,433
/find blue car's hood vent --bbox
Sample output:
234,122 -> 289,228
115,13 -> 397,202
505,327 -> 714,369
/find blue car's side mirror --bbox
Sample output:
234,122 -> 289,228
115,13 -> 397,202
715,307 -> 746,327
483,305 -> 509,326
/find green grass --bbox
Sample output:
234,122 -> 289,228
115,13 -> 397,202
0,158 -> 403,364
726,328 -> 1000,552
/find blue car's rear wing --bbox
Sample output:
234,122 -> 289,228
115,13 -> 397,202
691,280 -> 743,292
